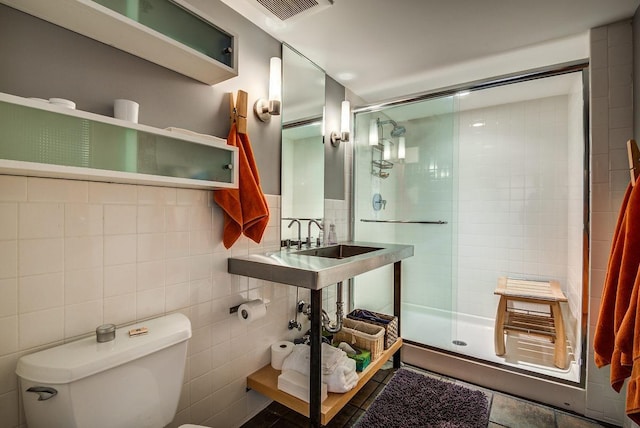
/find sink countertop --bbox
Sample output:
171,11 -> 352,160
227,241 -> 414,290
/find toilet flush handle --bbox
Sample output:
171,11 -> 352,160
26,386 -> 58,401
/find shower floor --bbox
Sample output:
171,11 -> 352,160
401,304 -> 580,383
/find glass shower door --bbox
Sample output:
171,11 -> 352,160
352,95 -> 457,351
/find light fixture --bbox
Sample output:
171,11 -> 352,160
398,136 -> 406,160
369,119 -> 379,145
383,140 -> 391,160
254,57 -> 282,122
330,100 -> 351,147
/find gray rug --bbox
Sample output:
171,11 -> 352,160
354,368 -> 489,428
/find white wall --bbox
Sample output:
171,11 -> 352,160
0,176 -> 314,428
587,20 -> 634,426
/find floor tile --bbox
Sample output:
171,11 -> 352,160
242,364 -> 610,428
490,393 -> 555,428
556,410 -> 607,427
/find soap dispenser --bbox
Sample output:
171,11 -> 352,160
327,223 -> 337,245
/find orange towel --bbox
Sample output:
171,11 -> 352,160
214,123 -> 269,248
594,181 -> 640,422
594,184 -> 632,371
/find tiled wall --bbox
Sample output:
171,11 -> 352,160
586,20 -> 634,426
456,93 -> 580,320
0,175 -> 310,428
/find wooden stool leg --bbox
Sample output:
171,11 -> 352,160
494,296 -> 507,356
550,302 -> 567,369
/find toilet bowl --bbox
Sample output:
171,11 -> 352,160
17,313 -> 192,428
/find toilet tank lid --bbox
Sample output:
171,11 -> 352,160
16,313 -> 192,384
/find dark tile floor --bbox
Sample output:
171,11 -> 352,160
241,363 -> 614,428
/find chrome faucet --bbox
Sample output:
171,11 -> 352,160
288,219 -> 302,250
307,219 -> 323,248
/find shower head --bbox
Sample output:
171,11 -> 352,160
377,118 -> 406,137
390,125 -> 406,137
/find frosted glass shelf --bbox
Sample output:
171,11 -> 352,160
1,0 -> 237,85
0,92 -> 238,189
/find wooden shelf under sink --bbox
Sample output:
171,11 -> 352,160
246,338 -> 402,426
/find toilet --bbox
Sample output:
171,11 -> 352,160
16,313 -> 205,428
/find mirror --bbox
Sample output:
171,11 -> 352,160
281,45 -> 326,245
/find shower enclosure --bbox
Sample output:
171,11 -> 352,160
351,66 -> 588,394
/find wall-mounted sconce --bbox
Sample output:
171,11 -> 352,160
254,57 -> 282,122
369,119 -> 379,146
330,100 -> 351,147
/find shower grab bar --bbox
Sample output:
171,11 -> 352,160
360,219 -> 448,224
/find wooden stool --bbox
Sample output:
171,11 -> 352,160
494,277 -> 568,369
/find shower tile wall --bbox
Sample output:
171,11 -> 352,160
0,175 -> 305,428
456,94 -> 580,322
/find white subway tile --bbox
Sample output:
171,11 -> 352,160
0,279 -> 17,318
65,301 -> 103,338
190,278 -> 213,305
19,272 -> 64,313
0,241 -> 17,280
136,260 -> 165,291
177,189 -> 210,206
0,389 -> 19,427
104,263 -> 136,297
165,206 -> 190,232
138,186 -> 176,205
104,234 -> 137,266
0,176 -> 26,202
0,354 -> 18,395
0,204 -> 17,240
165,282 -> 189,312
89,182 -> 137,204
19,238 -> 63,276
65,203 -> 103,237
165,257 -> 189,286
166,232 -> 190,259
190,207 -> 213,231
19,307 -> 64,350
138,206 -> 165,233
65,236 -> 103,270
190,231 -> 215,255
103,294 -> 136,326
136,288 -> 165,320
137,233 -> 165,262
19,202 -> 63,239
190,254 -> 212,281
27,177 -> 87,202
65,268 -> 103,305
0,316 -> 18,356
104,205 -> 137,235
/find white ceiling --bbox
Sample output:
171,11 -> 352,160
221,0 -> 639,103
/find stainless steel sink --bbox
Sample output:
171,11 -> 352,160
294,244 -> 383,259
228,241 -> 414,290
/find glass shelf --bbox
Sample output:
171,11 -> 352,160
91,0 -> 234,68
2,0 -> 237,85
0,93 -> 238,189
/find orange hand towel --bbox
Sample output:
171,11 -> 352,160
622,269 -> 640,423
594,184 -> 632,370
214,123 -> 269,248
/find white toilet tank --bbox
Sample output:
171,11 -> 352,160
16,313 -> 192,428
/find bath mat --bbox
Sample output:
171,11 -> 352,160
354,368 -> 489,428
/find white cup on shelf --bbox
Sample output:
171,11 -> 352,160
114,99 -> 139,123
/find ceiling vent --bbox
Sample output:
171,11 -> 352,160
251,0 -> 333,22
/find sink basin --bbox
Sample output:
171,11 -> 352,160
294,244 -> 383,259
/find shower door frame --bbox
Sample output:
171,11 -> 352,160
349,60 -> 591,412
